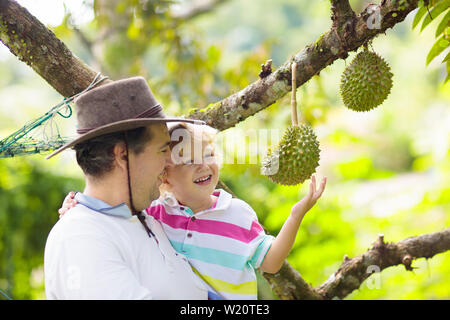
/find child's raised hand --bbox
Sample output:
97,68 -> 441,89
291,175 -> 327,218
58,191 -> 77,218
261,175 -> 327,273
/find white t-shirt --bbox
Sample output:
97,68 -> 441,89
44,204 -> 208,299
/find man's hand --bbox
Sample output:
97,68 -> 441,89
58,191 -> 77,218
291,175 -> 327,219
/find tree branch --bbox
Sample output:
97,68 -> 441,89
188,0 -> 420,130
263,260 -> 323,300
262,228 -> 450,300
330,0 -> 356,29
316,228 -> 450,299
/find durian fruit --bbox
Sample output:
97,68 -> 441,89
261,62 -> 320,186
340,48 -> 393,112
261,124 -> 320,185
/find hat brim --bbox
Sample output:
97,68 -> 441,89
45,117 -> 204,159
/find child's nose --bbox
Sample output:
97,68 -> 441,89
194,156 -> 208,166
197,159 -> 211,169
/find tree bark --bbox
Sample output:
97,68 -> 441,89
316,229 -> 450,299
1,0 -> 448,300
263,260 -> 323,300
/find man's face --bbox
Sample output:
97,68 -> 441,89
129,123 -> 172,211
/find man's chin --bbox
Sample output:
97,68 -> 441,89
150,188 -> 162,202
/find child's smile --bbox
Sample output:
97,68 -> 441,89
193,174 -> 213,186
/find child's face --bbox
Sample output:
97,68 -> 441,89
164,142 -> 219,203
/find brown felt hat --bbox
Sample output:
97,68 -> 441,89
46,76 -> 204,159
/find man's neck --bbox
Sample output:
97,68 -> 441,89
83,174 -> 129,208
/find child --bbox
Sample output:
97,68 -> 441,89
60,122 -> 326,300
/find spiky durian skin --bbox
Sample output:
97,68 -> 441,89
340,50 -> 393,112
261,124 -> 320,186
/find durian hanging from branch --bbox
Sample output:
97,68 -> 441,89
261,61 -> 321,186
340,46 -> 393,112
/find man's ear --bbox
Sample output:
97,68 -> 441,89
113,141 -> 128,171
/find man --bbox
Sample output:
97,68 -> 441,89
44,77 -> 207,299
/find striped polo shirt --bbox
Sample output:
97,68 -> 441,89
145,189 -> 274,300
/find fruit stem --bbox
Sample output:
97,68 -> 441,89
291,61 -> 299,126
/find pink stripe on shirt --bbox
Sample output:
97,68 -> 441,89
146,204 -> 263,244
211,192 -> 219,209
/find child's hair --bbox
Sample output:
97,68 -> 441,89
159,122 -> 220,197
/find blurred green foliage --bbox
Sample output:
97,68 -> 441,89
0,158 -> 83,299
0,0 -> 449,299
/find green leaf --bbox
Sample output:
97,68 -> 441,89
426,35 -> 449,65
443,50 -> 450,62
420,0 -> 450,32
412,5 -> 428,29
207,45 -> 221,65
435,9 -> 450,37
